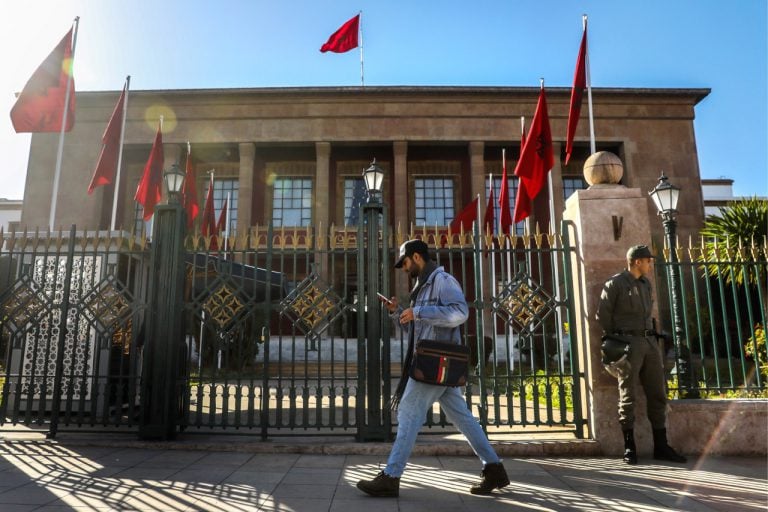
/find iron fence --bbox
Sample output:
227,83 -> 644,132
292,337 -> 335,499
656,237 -> 767,397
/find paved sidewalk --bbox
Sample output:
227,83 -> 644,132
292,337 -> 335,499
0,438 -> 765,511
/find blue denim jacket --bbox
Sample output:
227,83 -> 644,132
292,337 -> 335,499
390,266 -> 468,344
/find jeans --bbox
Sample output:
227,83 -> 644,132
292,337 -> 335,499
384,379 -> 500,477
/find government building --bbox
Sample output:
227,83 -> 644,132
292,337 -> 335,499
19,86 -> 709,244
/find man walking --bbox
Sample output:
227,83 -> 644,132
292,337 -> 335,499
356,239 -> 509,497
596,244 -> 687,465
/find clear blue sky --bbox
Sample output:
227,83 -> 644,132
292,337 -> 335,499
1,0 -> 766,200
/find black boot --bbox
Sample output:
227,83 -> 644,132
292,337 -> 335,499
653,428 -> 687,463
357,471 -> 400,497
470,462 -> 510,495
622,429 -> 638,465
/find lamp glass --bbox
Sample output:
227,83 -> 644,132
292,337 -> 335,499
164,164 -> 185,194
649,175 -> 680,213
363,161 -> 384,194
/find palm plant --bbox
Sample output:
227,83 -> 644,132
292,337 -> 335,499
700,196 -> 768,328
700,197 -> 767,283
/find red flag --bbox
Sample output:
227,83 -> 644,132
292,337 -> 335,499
134,124 -> 164,221
87,85 -> 126,194
498,150 -> 513,234
181,146 -> 199,229
201,174 -> 218,249
449,197 -> 478,233
513,87 -> 554,223
11,28 -> 76,133
216,196 -> 228,234
320,14 -> 360,53
483,178 -> 495,233
565,21 -> 588,165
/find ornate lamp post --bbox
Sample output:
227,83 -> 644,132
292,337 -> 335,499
357,158 -> 390,441
163,163 -> 186,204
139,164 -> 189,439
648,172 -> 698,398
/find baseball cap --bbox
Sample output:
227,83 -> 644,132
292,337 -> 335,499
627,245 -> 654,260
394,239 -> 431,268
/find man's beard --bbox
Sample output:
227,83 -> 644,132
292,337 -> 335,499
408,265 -> 420,279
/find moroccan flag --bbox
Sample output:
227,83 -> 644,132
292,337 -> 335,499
11,28 -> 76,133
449,197 -> 478,233
181,145 -> 199,229
134,123 -> 164,221
498,149 -> 513,234
483,177 -> 494,234
565,21 -> 588,165
216,196 -> 228,234
87,84 -> 126,194
320,14 -> 360,53
201,174 -> 218,248
513,87 -> 554,223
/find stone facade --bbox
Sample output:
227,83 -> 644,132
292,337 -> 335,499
21,86 -> 708,249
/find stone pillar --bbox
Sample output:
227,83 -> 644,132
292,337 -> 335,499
469,142 -> 485,201
238,143 -> 255,232
314,142 -> 331,232
392,141 -> 409,297
563,152 -> 657,456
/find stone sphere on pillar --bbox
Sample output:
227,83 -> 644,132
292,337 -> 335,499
583,151 -> 624,186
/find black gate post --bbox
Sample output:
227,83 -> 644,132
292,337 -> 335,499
139,202 -> 186,440
357,161 -> 390,441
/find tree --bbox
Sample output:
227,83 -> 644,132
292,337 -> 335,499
700,196 -> 768,322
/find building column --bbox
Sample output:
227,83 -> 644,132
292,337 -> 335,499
315,142 -> 331,232
550,142 -> 565,232
392,141 -> 409,297
392,141 -> 409,238
469,141 -> 485,202
238,143 -> 255,232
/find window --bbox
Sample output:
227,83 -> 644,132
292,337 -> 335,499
211,178 -> 239,232
487,175 -> 525,235
343,178 -> 367,226
563,176 -> 588,201
272,178 -> 313,227
414,178 -> 454,226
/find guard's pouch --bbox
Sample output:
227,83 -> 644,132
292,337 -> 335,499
600,334 -> 633,365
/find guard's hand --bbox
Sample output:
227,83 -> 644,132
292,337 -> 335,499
399,307 -> 415,325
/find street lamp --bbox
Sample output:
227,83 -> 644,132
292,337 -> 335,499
164,163 -> 186,204
357,158 -> 390,441
648,172 -> 698,398
363,158 -> 385,204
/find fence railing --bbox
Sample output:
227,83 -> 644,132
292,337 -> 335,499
656,237 -> 767,397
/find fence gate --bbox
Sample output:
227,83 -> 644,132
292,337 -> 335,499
0,221 -> 586,439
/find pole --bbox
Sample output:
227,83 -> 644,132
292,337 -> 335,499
547,172 -> 566,371
49,17 -> 79,232
663,213 -> 698,398
583,14 -> 596,155
110,75 -> 130,231
358,11 -> 364,87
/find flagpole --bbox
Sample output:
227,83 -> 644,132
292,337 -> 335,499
48,16 -> 79,232
224,192 -> 231,252
110,75 -> 130,231
584,14 -> 596,155
358,11 -> 364,87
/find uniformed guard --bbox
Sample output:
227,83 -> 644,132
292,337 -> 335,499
596,245 -> 687,465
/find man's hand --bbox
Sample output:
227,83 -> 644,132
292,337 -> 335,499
399,307 -> 415,325
378,294 -> 398,313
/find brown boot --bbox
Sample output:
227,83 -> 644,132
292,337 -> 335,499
470,462 -> 510,495
357,471 -> 400,497
653,428 -> 687,463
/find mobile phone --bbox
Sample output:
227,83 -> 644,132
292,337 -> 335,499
376,292 -> 392,304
